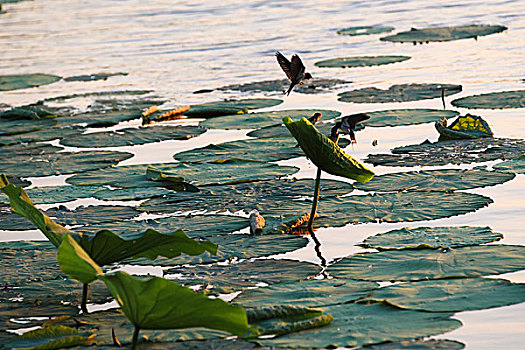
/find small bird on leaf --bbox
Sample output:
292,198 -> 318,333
330,113 -> 370,144
275,51 -> 313,95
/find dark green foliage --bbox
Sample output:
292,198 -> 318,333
315,56 -> 410,68
0,73 -> 61,91
338,83 -> 462,103
451,90 -> 525,109
218,78 -> 351,94
363,109 -> 459,127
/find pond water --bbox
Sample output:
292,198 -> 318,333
1,0 -> 524,348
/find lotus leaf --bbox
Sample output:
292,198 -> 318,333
7,325 -> 95,349
329,245 -> 525,281
0,125 -> 84,146
67,160 -> 298,188
337,26 -> 394,36
59,235 -> 104,284
1,203 -> 43,230
436,114 -> 493,140
255,302 -> 461,348
247,120 -> 362,140
451,90 -> 525,109
380,25 -> 507,43
338,83 -> 462,103
0,117 -> 57,137
131,339 -> 258,350
3,175 -> 30,188
0,106 -> 56,119
164,258 -> 320,294
184,98 -> 283,118
57,107 -> 146,128
315,56 -> 410,68
42,89 -> 153,103
145,166 -> 199,192
367,278 -> 525,312
493,155 -> 525,174
0,74 -> 61,91
93,186 -> 173,201
61,125 -> 206,148
363,109 -> 459,127
358,339 -> 465,349
354,169 -> 514,192
234,279 -> 378,308
365,138 -> 525,167
200,109 -> 340,130
218,78 -> 351,94
0,185 -> 101,205
64,72 -> 128,82
360,226 -> 502,250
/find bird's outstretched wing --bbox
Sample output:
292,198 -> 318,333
276,52 -> 293,81
290,54 -> 306,83
342,113 -> 370,130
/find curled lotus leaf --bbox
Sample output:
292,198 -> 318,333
380,25 -> 507,43
329,245 -> 525,282
363,109 -> 459,127
338,83 -> 462,103
367,278 -> 525,312
360,226 -> 503,250
451,90 -> 525,109
315,56 -> 410,68
493,155 -> 525,174
436,114 -> 493,140
184,98 -> 283,118
218,78 -> 351,95
337,26 -> 394,36
0,73 -> 61,91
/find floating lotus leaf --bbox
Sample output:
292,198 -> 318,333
0,125 -> 84,146
436,114 -> 493,140
184,98 -> 283,118
0,74 -> 61,91
380,25 -> 507,43
0,185 -> 101,205
67,160 -> 298,188
7,325 -> 95,349
248,121 -> 363,139
337,26 -> 394,36
493,155 -> 525,174
365,138 -> 525,167
64,72 -> 128,82
354,169 -> 515,192
219,78 -> 351,95
0,203 -> 37,230
61,125 -> 206,148
234,279 -> 378,308
42,89 -> 153,103
131,339 -> 258,350
57,107 -> 147,128
358,339 -> 465,350
315,56 -> 410,68
255,302 -> 461,348
3,175 -> 30,188
451,90 -> 525,109
92,186 -> 173,201
0,117 -> 57,137
200,109 -> 340,130
368,278 -> 525,312
362,109 -> 459,127
360,226 -> 503,250
338,83 -> 462,103
164,258 -> 319,294
0,106 -> 56,119
329,245 -> 525,281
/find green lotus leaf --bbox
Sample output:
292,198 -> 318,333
329,245 -> 525,281
42,89 -> 153,102
436,114 -> 493,140
360,226 -> 503,250
254,302 -> 461,348
146,166 -> 200,192
56,107 -> 147,128
164,258 -> 320,294
127,339 -> 258,350
218,78 -> 351,94
337,26 -> 394,36
338,83 -> 462,103
99,271 -> 252,335
493,155 -> 525,174
93,186 -> 173,201
0,106 -> 56,120
67,160 -> 298,188
184,98 -> 283,118
284,117 -> 374,183
43,205 -> 139,227
0,185 -> 101,205
64,72 -> 128,82
58,234 -> 103,284
61,125 -> 206,148
247,120 -> 361,139
0,73 -> 61,91
365,138 -> 525,167
8,325 -> 95,349
367,278 -> 525,312
451,90 -> 525,109
200,109 -> 340,130
234,278 -> 378,308
0,125 -> 84,146
315,56 -> 410,68
354,169 -> 515,192
358,339 -> 465,349
363,109 -> 459,127
0,117 -> 57,137
380,25 -> 507,43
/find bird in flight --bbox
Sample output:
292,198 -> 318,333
275,51 -> 313,95
330,113 -> 370,144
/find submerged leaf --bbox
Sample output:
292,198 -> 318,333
338,83 -> 462,103
380,25 -> 507,43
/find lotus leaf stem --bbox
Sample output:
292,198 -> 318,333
81,283 -> 89,314
307,168 -> 322,230
131,326 -> 140,350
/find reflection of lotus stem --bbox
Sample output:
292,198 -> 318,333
131,326 -> 140,350
307,168 -> 322,230
81,283 -> 89,314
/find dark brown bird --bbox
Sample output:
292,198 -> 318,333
276,51 -> 313,95
330,113 -> 370,143
307,112 -> 322,125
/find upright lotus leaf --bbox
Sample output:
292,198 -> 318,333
200,109 -> 340,130
64,72 -> 128,82
337,26 -> 394,36
493,155 -> 525,174
329,245 -> 525,281
451,90 -> 525,109
61,125 -> 206,148
360,226 -> 503,250
58,234 -> 103,284
380,25 -> 507,43
283,117 -> 374,183
99,271 -> 253,336
436,114 -> 493,140
367,278 -> 525,312
0,73 -> 61,91
358,339 -> 465,349
315,56 -> 410,68
218,78 -> 351,94
254,302 -> 461,348
184,98 -> 283,118
354,169 -> 514,192
338,83 -> 462,103
7,325 -> 96,349
363,109 -> 459,127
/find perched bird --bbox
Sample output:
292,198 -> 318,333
330,113 -> 370,143
275,51 -> 313,95
308,112 -> 322,125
